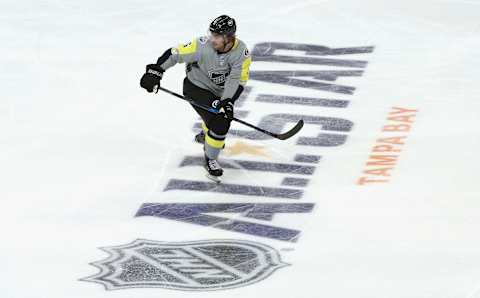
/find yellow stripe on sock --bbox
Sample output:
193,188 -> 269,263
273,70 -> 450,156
202,122 -> 209,133
205,133 -> 225,149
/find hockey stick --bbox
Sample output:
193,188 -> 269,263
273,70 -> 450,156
155,86 -> 303,140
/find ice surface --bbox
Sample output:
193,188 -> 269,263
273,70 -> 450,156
1,0 -> 480,297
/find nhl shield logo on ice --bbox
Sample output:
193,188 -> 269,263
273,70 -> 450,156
81,239 -> 288,291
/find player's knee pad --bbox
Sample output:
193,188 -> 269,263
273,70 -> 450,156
208,115 -> 231,136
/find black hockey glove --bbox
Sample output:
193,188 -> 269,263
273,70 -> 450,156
140,64 -> 164,93
212,98 -> 234,119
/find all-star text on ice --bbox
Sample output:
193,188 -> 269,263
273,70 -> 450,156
136,42 -> 375,242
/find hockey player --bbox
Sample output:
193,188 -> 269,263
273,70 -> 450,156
140,15 -> 251,182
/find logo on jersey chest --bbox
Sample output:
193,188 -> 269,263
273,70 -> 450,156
208,67 -> 230,86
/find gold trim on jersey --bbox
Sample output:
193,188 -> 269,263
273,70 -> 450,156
232,38 -> 239,50
240,56 -> 252,83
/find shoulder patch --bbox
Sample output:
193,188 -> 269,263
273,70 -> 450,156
177,39 -> 197,55
243,47 -> 250,57
198,36 -> 208,44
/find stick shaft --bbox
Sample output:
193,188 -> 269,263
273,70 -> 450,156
156,86 -> 301,140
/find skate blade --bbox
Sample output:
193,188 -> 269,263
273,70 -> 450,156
205,173 -> 222,183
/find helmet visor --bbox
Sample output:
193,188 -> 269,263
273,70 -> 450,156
207,30 -> 226,42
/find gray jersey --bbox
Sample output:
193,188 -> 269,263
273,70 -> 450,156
159,36 -> 252,100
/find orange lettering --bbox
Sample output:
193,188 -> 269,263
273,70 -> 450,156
372,144 -> 401,153
357,176 -> 389,185
390,107 -> 418,115
364,167 -> 393,176
387,114 -> 416,123
377,136 -> 406,145
383,124 -> 410,132
367,155 -> 398,166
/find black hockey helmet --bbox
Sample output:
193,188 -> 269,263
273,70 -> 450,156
209,15 -> 236,37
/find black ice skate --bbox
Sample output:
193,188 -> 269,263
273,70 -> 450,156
204,155 -> 223,183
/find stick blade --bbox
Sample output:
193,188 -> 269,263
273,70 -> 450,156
275,119 -> 304,140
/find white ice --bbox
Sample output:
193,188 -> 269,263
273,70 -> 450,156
1,0 -> 480,297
